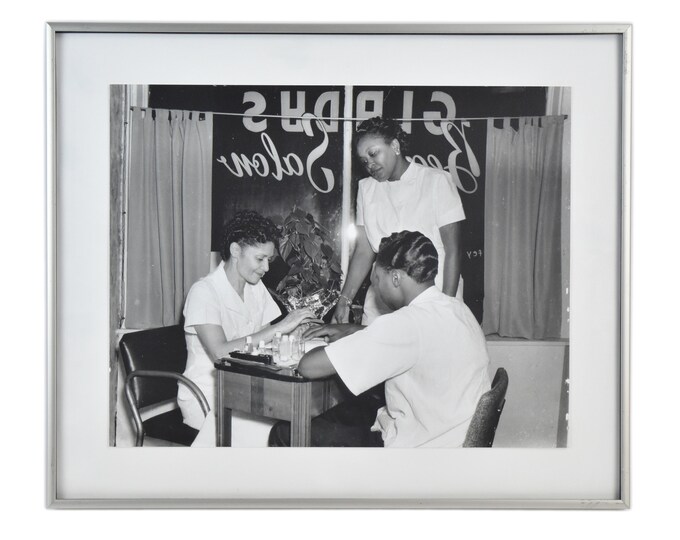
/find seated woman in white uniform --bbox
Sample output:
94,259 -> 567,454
178,210 -> 316,447
269,230 -> 490,448
332,116 -> 466,326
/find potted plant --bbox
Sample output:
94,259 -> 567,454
271,207 -> 342,319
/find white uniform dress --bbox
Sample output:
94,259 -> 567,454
325,286 -> 490,448
178,260 -> 281,446
357,161 -> 466,323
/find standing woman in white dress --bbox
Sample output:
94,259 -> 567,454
179,210 -> 315,446
332,116 -> 467,325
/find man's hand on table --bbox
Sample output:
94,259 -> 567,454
302,323 -> 364,343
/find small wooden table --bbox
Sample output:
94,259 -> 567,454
214,359 -> 347,447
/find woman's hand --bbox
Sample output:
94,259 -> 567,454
276,308 -> 317,335
331,299 -> 351,323
331,226 -> 375,324
303,323 -> 363,343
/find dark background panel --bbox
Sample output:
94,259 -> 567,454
150,85 -> 345,254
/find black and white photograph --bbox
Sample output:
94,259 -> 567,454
110,84 -> 571,450
4,0 -> 675,532
45,23 -> 630,509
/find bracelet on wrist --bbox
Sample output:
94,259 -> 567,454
338,294 -> 353,305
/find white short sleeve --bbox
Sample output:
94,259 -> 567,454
325,312 -> 418,396
183,281 -> 222,335
433,171 -> 466,226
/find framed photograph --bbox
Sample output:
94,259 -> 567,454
47,23 -> 631,508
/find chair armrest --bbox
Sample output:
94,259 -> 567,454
124,370 -> 210,447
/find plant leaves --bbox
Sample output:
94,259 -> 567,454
274,207 -> 344,297
320,243 -> 334,258
304,239 -> 320,258
296,220 -> 312,235
289,264 -> 304,275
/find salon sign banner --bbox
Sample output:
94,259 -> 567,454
211,86 -> 346,251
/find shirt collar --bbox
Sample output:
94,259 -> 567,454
408,285 -> 440,306
398,160 -> 418,183
210,260 -> 251,314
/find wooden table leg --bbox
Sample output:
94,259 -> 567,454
291,382 -> 312,447
217,408 -> 232,446
216,371 -> 232,447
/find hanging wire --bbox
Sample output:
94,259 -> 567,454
130,105 -> 567,123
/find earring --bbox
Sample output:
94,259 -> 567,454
395,148 -> 400,155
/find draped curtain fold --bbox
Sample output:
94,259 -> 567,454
482,117 -> 564,339
125,109 -> 213,328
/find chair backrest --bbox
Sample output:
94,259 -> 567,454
119,325 -> 187,409
463,367 -> 509,448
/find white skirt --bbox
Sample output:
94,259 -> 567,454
178,384 -> 277,447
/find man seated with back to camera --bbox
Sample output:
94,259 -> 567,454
268,230 -> 491,448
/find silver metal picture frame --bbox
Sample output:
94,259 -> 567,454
46,22 -> 631,509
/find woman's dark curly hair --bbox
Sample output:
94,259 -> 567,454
376,231 -> 438,284
219,210 -> 281,261
355,116 -> 410,156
